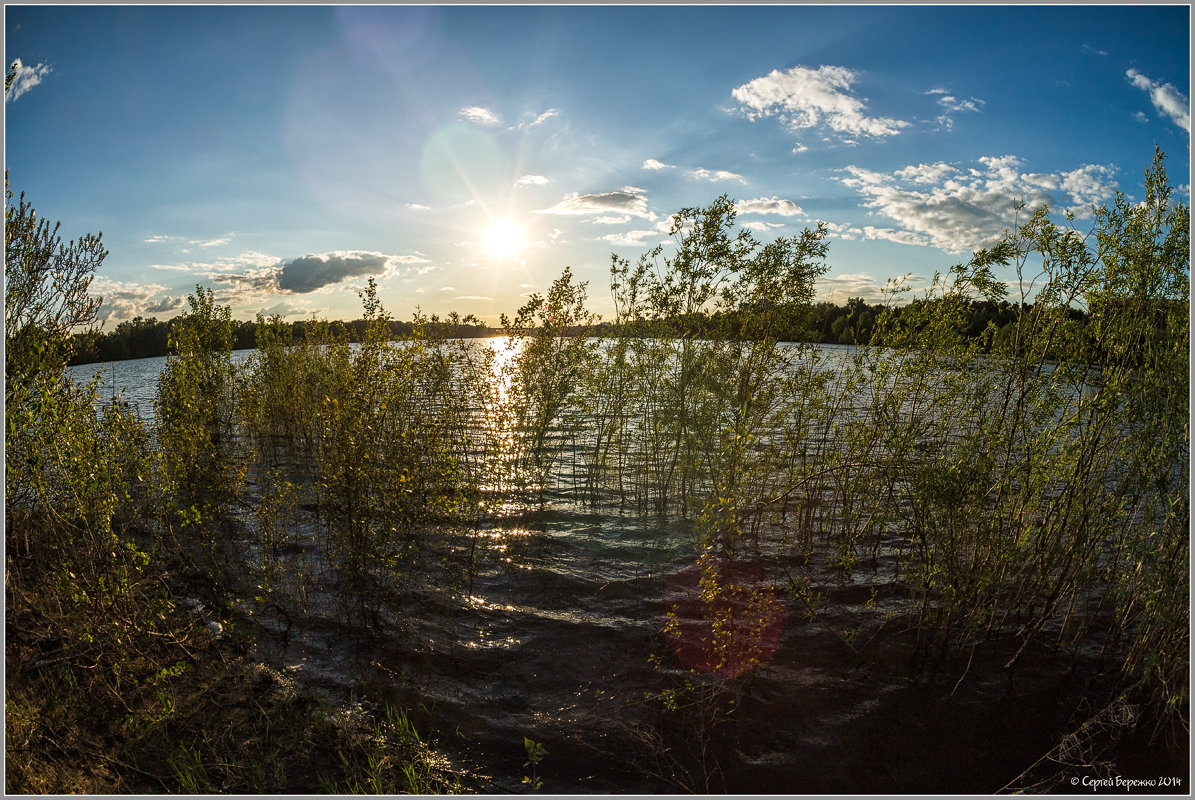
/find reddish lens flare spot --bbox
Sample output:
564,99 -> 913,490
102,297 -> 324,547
662,556 -> 785,678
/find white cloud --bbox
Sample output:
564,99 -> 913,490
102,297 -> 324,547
643,158 -> 674,170
1059,164 -> 1119,210
5,58 -> 51,102
691,168 -> 747,184
742,221 -> 784,233
517,174 -> 549,187
600,229 -> 661,247
821,221 -> 856,240
144,231 -> 235,249
731,64 -> 908,142
456,295 -> 493,301
195,251 -> 281,273
894,162 -> 956,184
859,225 -> 933,247
459,105 -> 501,126
817,272 -> 889,305
736,196 -> 803,217
931,92 -> 984,130
389,253 -> 431,265
91,278 -> 176,322
519,109 -> 558,129
145,296 -> 185,315
535,186 -> 655,220
149,263 -> 190,272
937,96 -> 983,114
1126,69 -> 1190,134
591,215 -> 632,225
840,155 -> 1118,253
407,203 -> 432,211
259,300 -> 307,318
210,267 -> 284,306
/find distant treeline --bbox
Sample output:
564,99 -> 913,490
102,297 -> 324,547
72,295 -> 1173,367
606,297 -> 1063,348
68,315 -> 499,365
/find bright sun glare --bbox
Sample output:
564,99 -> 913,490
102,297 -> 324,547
483,220 -> 525,261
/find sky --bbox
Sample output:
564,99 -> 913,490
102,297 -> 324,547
5,4 -> 1191,327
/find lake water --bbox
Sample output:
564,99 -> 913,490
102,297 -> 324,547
68,349 -> 256,419
63,340 -> 1134,792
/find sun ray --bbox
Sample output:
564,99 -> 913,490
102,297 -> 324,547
483,219 -> 526,262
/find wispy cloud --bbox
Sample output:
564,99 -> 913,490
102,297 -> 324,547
389,253 -> 432,265
535,186 -> 655,220
731,64 -> 908,144
191,235 -> 232,248
459,105 -> 501,126
736,196 -> 803,217
1126,69 -> 1190,134
928,90 -> 984,130
517,174 -> 549,187
193,251 -> 282,274
144,232 -> 235,248
691,167 -> 746,184
519,109 -> 558,129
643,158 -> 675,171
644,156 -> 746,185
5,58 -> 51,102
600,229 -> 661,247
840,155 -> 1118,253
456,295 -> 493,301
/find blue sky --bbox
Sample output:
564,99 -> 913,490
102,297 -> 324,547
5,4 -> 1190,326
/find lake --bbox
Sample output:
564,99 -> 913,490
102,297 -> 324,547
63,338 -> 1172,792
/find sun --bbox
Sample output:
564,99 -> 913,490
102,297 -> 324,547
483,220 -> 525,261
